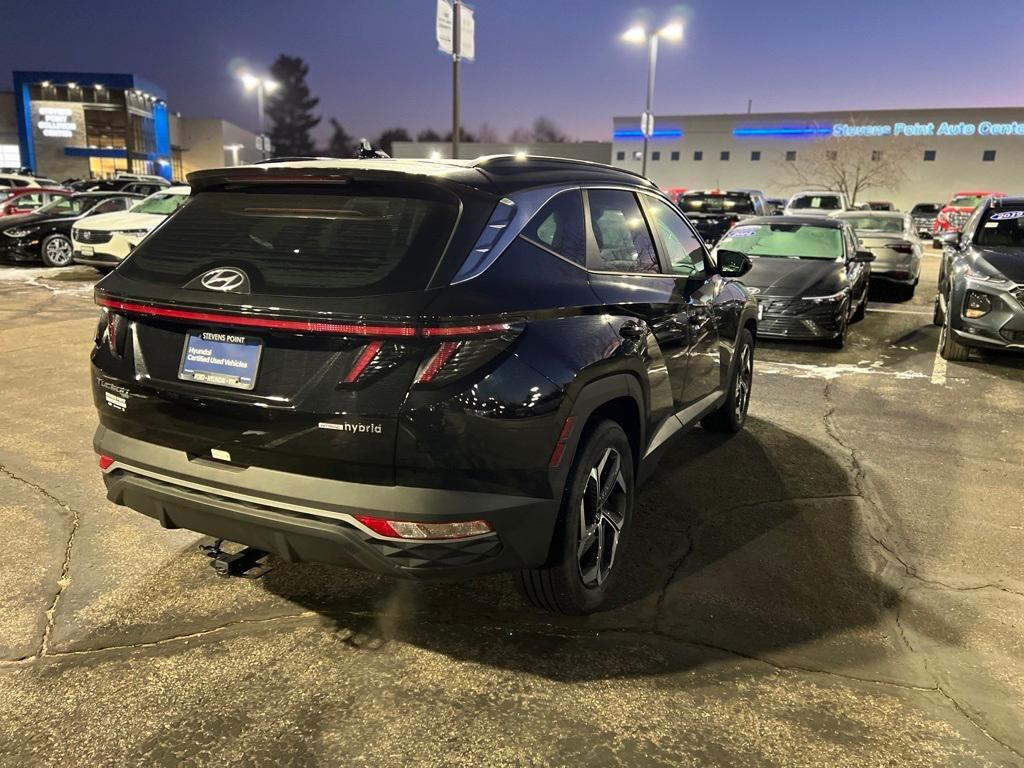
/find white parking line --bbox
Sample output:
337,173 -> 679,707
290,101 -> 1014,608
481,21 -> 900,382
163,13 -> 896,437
866,307 -> 933,316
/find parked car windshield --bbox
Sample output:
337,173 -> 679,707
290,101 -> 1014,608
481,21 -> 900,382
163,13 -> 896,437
130,192 -> 189,216
842,216 -> 905,233
911,203 -> 941,214
34,195 -> 97,216
717,223 -> 843,260
950,195 -> 984,208
119,184 -> 460,297
679,193 -> 755,215
974,208 -> 1024,248
790,195 -> 841,210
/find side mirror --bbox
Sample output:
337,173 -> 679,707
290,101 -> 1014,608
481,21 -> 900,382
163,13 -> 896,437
717,248 -> 753,277
940,232 -> 961,248
851,250 -> 875,263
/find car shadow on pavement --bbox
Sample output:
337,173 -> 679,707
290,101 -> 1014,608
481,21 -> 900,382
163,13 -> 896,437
258,417 -> 959,682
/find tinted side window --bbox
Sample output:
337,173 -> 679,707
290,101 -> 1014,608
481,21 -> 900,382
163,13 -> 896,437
586,190 -> 659,274
89,198 -> 128,215
520,190 -> 585,264
645,197 -> 707,278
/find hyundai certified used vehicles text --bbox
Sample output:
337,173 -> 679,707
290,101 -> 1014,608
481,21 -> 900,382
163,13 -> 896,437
784,190 -> 849,217
714,216 -> 872,347
932,190 -> 1005,247
934,196 -> 1024,361
833,211 -> 921,299
1,191 -> 143,266
677,189 -> 770,245
910,202 -> 943,238
73,186 -> 190,272
90,156 -> 759,614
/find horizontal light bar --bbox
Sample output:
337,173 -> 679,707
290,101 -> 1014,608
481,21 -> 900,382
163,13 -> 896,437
613,129 -> 683,140
97,298 -> 511,338
732,127 -> 833,137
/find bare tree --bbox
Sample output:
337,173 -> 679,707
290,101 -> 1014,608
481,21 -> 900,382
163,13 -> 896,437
779,119 -> 917,205
476,122 -> 500,143
532,116 -> 568,143
508,126 -> 533,143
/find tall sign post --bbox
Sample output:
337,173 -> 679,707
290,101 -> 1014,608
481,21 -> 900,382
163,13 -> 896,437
437,0 -> 474,159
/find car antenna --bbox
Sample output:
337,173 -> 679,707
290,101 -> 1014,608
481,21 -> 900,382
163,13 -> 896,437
355,138 -> 389,159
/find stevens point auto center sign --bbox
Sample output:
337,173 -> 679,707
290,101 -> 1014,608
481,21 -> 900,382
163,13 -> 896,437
833,120 -> 1024,138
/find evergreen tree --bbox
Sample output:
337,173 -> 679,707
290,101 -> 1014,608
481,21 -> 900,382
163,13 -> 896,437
265,54 -> 321,156
375,127 -> 411,156
325,118 -> 354,158
417,129 -> 443,142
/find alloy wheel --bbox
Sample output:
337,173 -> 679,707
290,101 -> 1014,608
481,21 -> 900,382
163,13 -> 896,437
45,237 -> 73,266
734,344 -> 753,421
577,446 -> 627,587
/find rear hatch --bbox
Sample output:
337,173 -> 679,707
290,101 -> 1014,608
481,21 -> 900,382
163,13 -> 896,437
93,172 -> 496,484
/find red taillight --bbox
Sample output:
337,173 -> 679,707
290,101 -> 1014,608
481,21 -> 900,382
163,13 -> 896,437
422,322 -> 511,337
341,340 -> 383,384
98,454 -> 114,470
353,515 -> 492,540
415,341 -> 462,384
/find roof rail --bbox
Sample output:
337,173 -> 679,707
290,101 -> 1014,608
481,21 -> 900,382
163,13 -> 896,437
472,154 -> 657,187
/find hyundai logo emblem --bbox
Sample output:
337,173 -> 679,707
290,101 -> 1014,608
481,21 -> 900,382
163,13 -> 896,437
746,286 -> 761,295
196,267 -> 249,293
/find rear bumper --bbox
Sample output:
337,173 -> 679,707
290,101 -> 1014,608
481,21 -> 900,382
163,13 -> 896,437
95,426 -> 560,579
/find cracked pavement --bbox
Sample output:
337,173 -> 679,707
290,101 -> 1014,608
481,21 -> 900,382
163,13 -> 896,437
0,257 -> 1021,766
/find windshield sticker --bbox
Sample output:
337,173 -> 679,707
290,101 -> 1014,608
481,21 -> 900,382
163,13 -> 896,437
989,210 -> 1024,221
727,226 -> 758,238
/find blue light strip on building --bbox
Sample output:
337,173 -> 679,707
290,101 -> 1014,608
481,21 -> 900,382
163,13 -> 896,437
613,129 -> 683,140
732,126 -> 832,137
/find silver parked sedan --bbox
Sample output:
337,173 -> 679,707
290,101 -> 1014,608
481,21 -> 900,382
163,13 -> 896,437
832,211 -> 922,300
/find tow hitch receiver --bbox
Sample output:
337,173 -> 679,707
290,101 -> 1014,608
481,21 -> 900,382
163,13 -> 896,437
199,539 -> 272,579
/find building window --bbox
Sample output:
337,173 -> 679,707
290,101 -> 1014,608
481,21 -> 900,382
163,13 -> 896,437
0,144 -> 21,167
670,151 -> 680,161
651,151 -> 661,161
720,150 -> 730,161
785,150 -> 797,162
871,150 -> 883,162
983,150 -> 996,162
923,150 -> 937,162
616,151 -> 625,161
826,150 -> 838,161
693,150 -> 703,161
750,151 -> 761,161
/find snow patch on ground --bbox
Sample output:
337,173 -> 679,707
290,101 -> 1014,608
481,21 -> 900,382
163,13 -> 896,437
0,266 -> 96,296
757,360 -> 930,381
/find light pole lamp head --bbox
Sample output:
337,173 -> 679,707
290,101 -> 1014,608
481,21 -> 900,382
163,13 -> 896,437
262,79 -> 279,94
239,72 -> 260,91
658,21 -> 684,42
621,25 -> 648,45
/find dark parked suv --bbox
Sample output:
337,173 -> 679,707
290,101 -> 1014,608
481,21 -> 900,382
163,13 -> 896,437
91,156 -> 758,613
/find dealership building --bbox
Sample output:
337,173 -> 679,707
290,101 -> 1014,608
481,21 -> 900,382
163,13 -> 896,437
611,107 -> 1024,208
0,70 -> 260,182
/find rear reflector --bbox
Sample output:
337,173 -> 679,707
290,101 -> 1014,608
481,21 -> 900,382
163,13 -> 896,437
98,454 -> 115,470
354,515 -> 492,540
342,340 -> 383,384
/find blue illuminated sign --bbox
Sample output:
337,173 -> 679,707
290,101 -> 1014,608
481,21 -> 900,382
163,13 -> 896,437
614,129 -> 683,140
733,126 -> 831,137
735,119 -> 1024,140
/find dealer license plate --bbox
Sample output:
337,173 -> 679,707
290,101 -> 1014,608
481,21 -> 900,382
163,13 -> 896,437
80,245 -> 94,255
178,330 -> 262,390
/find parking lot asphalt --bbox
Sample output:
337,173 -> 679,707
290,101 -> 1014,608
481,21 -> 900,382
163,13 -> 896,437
0,251 -> 1022,767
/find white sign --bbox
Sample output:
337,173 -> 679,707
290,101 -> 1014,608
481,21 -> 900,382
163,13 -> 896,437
37,107 -> 78,138
640,111 -> 654,138
459,4 -> 475,61
436,0 -> 454,55
255,135 -> 273,152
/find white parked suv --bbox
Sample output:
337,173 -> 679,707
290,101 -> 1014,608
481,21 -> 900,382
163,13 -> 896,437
0,173 -> 60,189
784,190 -> 849,216
72,186 -> 189,272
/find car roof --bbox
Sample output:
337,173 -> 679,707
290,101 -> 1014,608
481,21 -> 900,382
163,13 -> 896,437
187,155 -> 658,196
789,190 -> 842,197
833,210 -> 905,219
72,190 -> 144,198
6,186 -> 69,195
990,196 -> 1024,207
682,189 -> 756,196
742,215 -> 845,228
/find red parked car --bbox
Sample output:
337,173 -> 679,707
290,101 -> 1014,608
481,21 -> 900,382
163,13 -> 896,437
0,187 -> 71,218
932,190 -> 1005,246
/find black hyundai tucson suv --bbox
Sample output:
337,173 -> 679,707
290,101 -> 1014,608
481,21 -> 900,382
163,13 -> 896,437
91,156 -> 758,614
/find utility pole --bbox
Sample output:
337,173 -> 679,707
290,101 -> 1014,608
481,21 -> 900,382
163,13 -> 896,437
641,33 -> 658,178
452,0 -> 461,159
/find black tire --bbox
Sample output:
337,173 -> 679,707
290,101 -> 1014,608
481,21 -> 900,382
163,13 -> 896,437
701,328 -> 754,434
40,234 -> 74,267
851,288 -> 867,322
932,295 -> 944,327
827,310 -> 848,348
518,420 -> 634,614
939,296 -> 971,362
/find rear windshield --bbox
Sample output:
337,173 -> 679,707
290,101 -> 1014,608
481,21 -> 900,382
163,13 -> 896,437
790,195 -> 841,210
130,192 -> 189,215
842,216 -> 905,233
679,193 -> 755,214
911,203 -> 940,214
974,208 -> 1024,248
118,184 -> 460,296
950,195 -> 984,208
717,223 -> 843,260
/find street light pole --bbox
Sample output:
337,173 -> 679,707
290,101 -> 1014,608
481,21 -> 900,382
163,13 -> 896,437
641,33 -> 658,178
240,71 -> 278,161
452,0 -> 461,159
255,82 -> 266,160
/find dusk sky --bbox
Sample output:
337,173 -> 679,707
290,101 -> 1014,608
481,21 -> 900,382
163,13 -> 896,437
2,0 -> 1023,146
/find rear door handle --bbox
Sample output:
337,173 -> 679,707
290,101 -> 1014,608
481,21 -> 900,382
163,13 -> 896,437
619,321 -> 644,340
